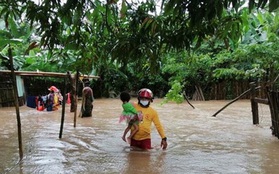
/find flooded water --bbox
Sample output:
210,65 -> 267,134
0,99 -> 279,174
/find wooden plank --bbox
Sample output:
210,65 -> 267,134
254,97 -> 269,105
0,70 -> 99,79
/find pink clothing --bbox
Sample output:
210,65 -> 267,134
119,112 -> 143,124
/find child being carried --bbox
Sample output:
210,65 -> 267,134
119,91 -> 143,144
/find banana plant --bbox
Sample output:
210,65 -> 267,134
0,13 -> 36,70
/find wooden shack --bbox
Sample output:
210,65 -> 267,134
0,70 -> 99,108
0,73 -> 25,107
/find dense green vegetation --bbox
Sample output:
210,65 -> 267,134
1,0 -> 279,101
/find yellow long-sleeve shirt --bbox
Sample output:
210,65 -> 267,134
132,103 -> 166,140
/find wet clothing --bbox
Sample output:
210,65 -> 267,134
81,86 -> 94,117
36,96 -> 45,111
53,93 -> 61,111
130,138 -> 151,149
54,93 -> 59,105
119,102 -> 142,125
46,93 -> 54,111
131,103 -> 166,149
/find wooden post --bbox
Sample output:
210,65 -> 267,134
73,71 -> 79,127
267,90 -> 279,137
59,77 -> 67,139
212,87 -> 260,117
183,91 -> 195,109
8,46 -> 23,159
275,92 -> 279,137
250,82 -> 259,124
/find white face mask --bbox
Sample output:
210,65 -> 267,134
140,100 -> 149,106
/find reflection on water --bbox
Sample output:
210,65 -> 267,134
1,99 -> 279,174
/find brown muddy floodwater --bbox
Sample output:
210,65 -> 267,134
0,99 -> 279,174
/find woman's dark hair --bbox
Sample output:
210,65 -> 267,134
120,91 -> 131,102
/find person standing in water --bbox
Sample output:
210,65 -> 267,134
131,88 -> 167,150
80,80 -> 94,117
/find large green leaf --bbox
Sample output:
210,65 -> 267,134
0,38 -> 22,48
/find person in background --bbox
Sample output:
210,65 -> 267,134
36,95 -> 44,111
53,90 -> 62,111
58,90 -> 63,105
119,91 -> 143,144
130,88 -> 167,150
46,89 -> 54,111
80,80 -> 94,117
